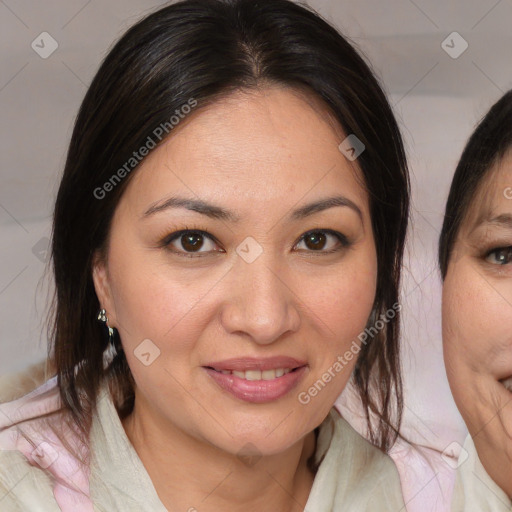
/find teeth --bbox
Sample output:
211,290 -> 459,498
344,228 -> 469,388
262,370 -> 276,380
217,368 -> 292,380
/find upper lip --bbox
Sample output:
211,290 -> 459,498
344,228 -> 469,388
204,356 -> 307,372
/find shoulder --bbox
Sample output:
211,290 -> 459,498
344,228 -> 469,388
308,408 -> 405,511
0,448 -> 58,511
452,433 -> 512,512
0,361 -> 61,437
332,409 -> 401,474
0,363 -> 88,511
0,360 -> 54,404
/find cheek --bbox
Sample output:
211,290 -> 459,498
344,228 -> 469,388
304,252 -> 377,363
443,263 -> 512,380
443,270 -> 479,370
319,270 -> 376,335
107,241 -> 208,356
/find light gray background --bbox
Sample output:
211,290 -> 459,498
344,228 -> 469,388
1,0 -> 511,452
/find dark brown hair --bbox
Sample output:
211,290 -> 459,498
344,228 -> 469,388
46,0 -> 410,454
439,90 -> 512,279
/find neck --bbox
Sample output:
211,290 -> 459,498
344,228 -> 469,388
121,395 -> 317,512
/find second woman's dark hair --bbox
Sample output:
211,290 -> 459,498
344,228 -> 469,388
47,0 -> 410,454
439,90 -> 512,279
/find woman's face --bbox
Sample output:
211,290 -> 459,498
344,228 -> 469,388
443,154 -> 512,497
93,86 -> 377,457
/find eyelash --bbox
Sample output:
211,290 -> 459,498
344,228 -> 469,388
159,225 -> 350,258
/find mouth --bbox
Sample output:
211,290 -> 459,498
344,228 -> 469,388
204,356 -> 307,375
208,367 -> 296,380
203,357 -> 308,403
500,376 -> 512,393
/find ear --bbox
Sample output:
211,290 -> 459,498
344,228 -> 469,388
92,249 -> 118,328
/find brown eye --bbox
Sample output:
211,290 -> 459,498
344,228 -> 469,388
181,232 -> 205,252
304,232 -> 327,250
165,229 -> 220,257
295,230 -> 349,253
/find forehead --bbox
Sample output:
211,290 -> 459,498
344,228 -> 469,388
463,153 -> 512,233
119,85 -> 369,219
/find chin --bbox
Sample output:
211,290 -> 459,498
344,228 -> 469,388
215,430 -> 305,460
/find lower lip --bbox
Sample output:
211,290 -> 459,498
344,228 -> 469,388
204,366 -> 307,403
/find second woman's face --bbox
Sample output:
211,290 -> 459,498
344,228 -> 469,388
443,155 -> 512,497
93,86 -> 377,458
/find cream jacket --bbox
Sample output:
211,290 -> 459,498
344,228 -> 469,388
451,432 -> 512,512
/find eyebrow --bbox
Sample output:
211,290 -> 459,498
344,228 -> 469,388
141,194 -> 363,222
470,213 -> 512,234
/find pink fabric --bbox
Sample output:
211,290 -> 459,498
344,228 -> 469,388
388,439 -> 457,511
336,385 -> 459,512
0,377 -> 94,511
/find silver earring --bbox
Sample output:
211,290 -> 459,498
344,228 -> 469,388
97,308 -> 118,368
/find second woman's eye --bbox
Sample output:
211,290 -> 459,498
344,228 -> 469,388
485,246 -> 512,265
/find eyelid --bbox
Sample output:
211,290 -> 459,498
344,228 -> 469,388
483,244 -> 512,256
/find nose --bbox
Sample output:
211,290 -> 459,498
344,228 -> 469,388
220,254 -> 301,345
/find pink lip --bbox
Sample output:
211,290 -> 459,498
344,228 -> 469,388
204,356 -> 307,372
204,367 -> 307,403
